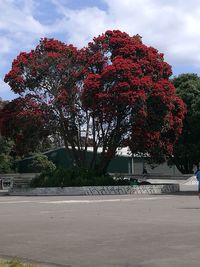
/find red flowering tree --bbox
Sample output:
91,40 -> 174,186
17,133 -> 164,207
82,30 -> 186,172
3,32 -> 186,174
3,38 -> 84,161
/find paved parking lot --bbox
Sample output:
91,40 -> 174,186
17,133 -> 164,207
0,190 -> 200,267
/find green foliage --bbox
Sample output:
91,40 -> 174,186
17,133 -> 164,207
173,73 -> 200,116
30,167 -> 130,187
0,154 -> 13,173
172,73 -> 200,173
0,138 -> 15,173
28,153 -> 56,173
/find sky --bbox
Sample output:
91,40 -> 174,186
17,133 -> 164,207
1,0 -> 200,100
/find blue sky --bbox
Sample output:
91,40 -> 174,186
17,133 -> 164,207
1,0 -> 200,100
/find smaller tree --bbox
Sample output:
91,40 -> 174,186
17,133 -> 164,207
0,138 -> 15,173
3,38 -> 82,163
29,153 -> 56,173
172,73 -> 200,173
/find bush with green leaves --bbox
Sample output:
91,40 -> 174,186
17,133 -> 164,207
28,153 -> 56,173
0,138 -> 15,173
0,154 -> 13,173
30,167 -> 130,188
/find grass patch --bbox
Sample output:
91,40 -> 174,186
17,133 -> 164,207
0,259 -> 37,267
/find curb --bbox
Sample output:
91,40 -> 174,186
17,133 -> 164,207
9,184 -> 180,196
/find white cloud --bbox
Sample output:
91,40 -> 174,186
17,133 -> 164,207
0,78 -> 17,100
0,0 -> 50,61
0,78 -> 9,93
0,37 -> 13,54
50,0 -> 109,46
0,0 -> 54,99
0,0 -> 47,34
51,0 -> 200,67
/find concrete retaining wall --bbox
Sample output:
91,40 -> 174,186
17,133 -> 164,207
10,184 -> 179,196
0,173 -> 38,189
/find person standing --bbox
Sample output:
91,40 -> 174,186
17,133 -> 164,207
195,165 -> 200,199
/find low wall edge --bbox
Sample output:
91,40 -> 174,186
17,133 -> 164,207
9,184 -> 179,196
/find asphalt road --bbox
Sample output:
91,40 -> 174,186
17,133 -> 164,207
0,190 -> 200,267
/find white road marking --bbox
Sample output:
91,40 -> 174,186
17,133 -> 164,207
40,197 -> 173,204
0,196 -> 173,204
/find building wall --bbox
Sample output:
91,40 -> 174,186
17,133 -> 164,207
17,147 -> 182,175
131,158 -> 182,175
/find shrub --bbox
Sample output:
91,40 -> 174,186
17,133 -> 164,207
30,167 -> 131,187
0,154 -> 14,173
0,138 -> 15,173
28,153 -> 56,173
